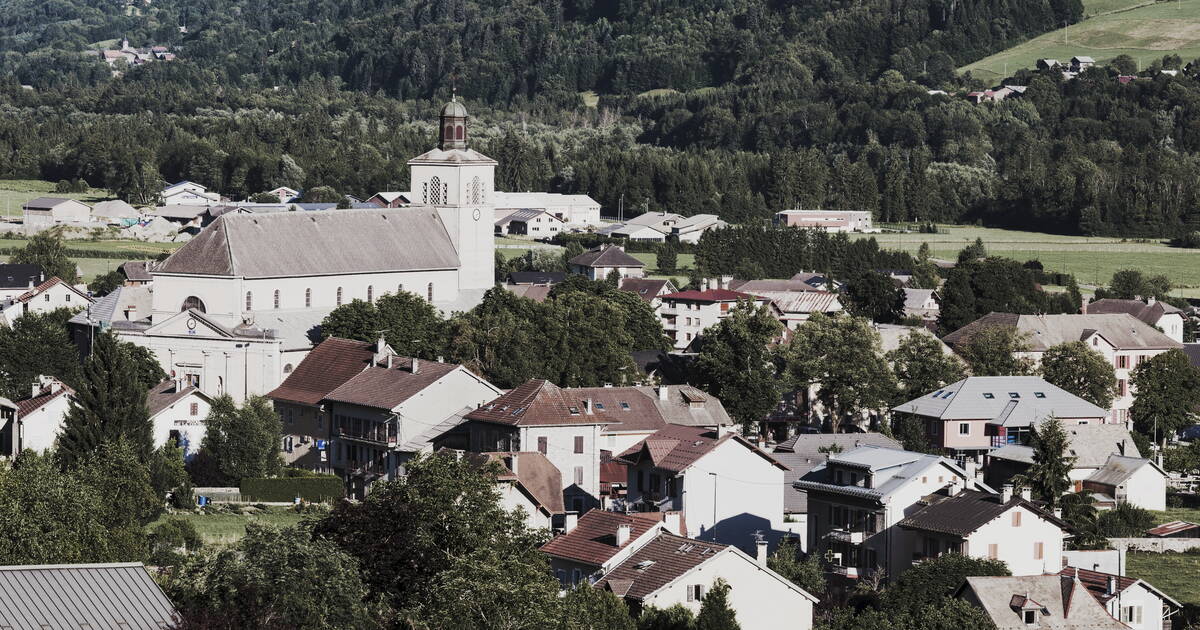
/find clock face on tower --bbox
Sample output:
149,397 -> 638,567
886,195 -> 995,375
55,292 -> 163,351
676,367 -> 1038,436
472,208 -> 481,221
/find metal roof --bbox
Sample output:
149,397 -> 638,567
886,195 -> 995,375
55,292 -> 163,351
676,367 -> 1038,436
1086,454 -> 1163,487
0,562 -> 178,629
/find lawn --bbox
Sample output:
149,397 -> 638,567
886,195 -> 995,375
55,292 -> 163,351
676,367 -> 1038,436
1126,550 -> 1200,606
857,225 -> 1200,290
0,237 -> 179,282
0,179 -> 113,219
1150,507 -> 1200,525
150,506 -> 314,546
960,0 -> 1200,82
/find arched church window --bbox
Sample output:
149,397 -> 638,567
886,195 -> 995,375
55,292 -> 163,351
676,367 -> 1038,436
305,288 -> 311,307
245,291 -> 253,311
274,289 -> 280,309
429,177 -> 443,205
455,124 -> 464,140
336,287 -> 343,306
367,285 -> 374,303
445,125 -> 454,141
181,296 -> 206,313
427,282 -> 434,302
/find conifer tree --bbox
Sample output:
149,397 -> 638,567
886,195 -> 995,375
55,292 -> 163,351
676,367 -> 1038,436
57,332 -> 153,468
1018,417 -> 1075,509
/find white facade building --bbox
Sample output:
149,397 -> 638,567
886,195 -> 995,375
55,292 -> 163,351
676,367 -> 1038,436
774,210 -> 875,232
147,379 -> 213,459
22,197 -> 91,228
492,192 -> 601,227
0,376 -> 73,456
161,181 -> 220,206
0,277 -> 91,327
658,288 -> 772,350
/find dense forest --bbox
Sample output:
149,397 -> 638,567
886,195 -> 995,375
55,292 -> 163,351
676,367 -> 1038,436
6,0 -> 1200,237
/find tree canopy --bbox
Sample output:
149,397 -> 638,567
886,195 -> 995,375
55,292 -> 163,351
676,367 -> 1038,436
1039,341 -> 1117,409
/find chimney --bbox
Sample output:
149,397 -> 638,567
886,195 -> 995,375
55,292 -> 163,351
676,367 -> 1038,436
564,511 -> 579,533
1001,484 -> 1014,503
756,538 -> 769,567
31,380 -> 41,398
658,386 -> 669,401
508,453 -> 518,475
663,512 -> 681,535
1053,507 -> 1063,520
411,357 -> 419,374
946,479 -> 961,496
1020,487 -> 1032,501
1106,575 -> 1117,595
719,275 -> 732,290
617,523 -> 631,547
1080,297 -> 1089,315
963,460 -> 978,489
585,399 -> 593,415
702,278 -> 711,291
386,355 -> 393,369
376,334 -> 387,355
1147,295 -> 1157,306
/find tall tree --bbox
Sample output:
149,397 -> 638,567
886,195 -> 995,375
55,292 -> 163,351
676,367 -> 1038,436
887,331 -> 966,404
73,439 -> 161,558
766,538 -> 825,597
692,301 -> 783,432
657,243 -> 678,274
321,291 -> 447,359
0,308 -> 82,399
1039,341 -> 1116,409
198,395 -> 283,483
780,314 -> 896,432
955,326 -> 1036,376
696,579 -> 740,630
9,230 -> 77,283
1130,349 -> 1200,443
1017,417 -> 1075,509
841,271 -> 905,323
638,605 -> 696,630
57,331 -> 154,468
560,586 -> 637,630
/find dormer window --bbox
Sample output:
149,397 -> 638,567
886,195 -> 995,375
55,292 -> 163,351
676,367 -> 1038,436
1009,392 -> 1020,399
983,393 -> 995,399
568,406 -> 580,415
1034,392 -> 1046,398
1023,610 -> 1037,624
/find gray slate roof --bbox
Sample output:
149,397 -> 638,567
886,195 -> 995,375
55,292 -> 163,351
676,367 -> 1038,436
774,432 -> 901,455
795,445 -> 991,501
892,376 -> 1108,427
958,575 -> 1126,629
989,424 -> 1140,469
943,312 -> 1180,351
0,562 -> 178,629
156,209 -> 460,278
1087,298 -> 1182,327
22,196 -> 78,210
1087,454 -> 1163,486
569,244 -> 645,269
898,488 -> 1068,537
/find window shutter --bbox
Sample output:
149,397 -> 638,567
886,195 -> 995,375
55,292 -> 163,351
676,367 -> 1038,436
696,585 -> 704,601
574,436 -> 584,454
1012,512 -> 1021,527
1034,542 -> 1043,559
988,544 -> 998,559
687,586 -> 694,602
538,436 -> 547,454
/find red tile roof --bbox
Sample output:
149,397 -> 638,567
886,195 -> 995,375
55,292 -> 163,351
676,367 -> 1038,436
617,424 -> 787,474
14,277 -> 90,304
465,380 -> 609,427
593,532 -> 728,601
1058,567 -> 1138,605
267,337 -> 375,405
540,511 -> 665,567
659,288 -> 754,303
146,379 -> 204,417
324,358 -> 459,410
15,382 -> 73,418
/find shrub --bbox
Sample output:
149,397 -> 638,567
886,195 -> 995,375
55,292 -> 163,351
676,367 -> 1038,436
147,518 -> 203,566
240,476 -> 343,502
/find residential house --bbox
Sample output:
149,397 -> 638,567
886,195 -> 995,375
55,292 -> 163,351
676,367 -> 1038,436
593,531 -> 818,630
272,337 -> 501,495
568,244 -> 646,281
0,562 -> 179,629
365,191 -> 410,208
619,278 -> 676,311
492,191 -> 602,226
494,208 -> 566,236
455,379 -> 610,512
147,379 -> 212,460
266,186 -> 300,203
1072,56 -> 1096,72
739,290 -> 842,329
772,433 -> 902,551
1059,567 -> 1180,630
161,181 -> 221,206
899,486 -> 1069,576
118,261 -> 154,286
22,197 -> 91,227
0,264 -> 44,301
1037,58 -> 1062,70
658,287 -> 771,350
0,276 -> 92,327
891,376 -> 1110,462
618,424 -> 788,551
541,509 -> 679,586
957,575 -> 1126,630
468,451 -> 565,531
1086,297 -> 1186,344
986,424 -> 1163,509
773,210 -> 874,232
1082,454 -> 1168,511
942,313 -> 1182,424
794,445 -> 991,581
0,376 -> 73,457
902,288 -> 939,321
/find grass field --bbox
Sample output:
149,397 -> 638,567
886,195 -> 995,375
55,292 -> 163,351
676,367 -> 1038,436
1126,550 -> 1200,605
0,179 -> 113,219
151,506 -> 313,546
961,0 -> 1200,82
0,237 -> 179,282
859,225 -> 1200,290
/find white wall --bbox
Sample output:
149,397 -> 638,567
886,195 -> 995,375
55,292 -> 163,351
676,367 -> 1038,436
150,391 -> 211,458
1119,464 -> 1167,511
18,393 -> 71,453
642,550 -> 814,630
120,331 -> 281,403
0,282 -> 87,326
496,482 -> 552,531
964,503 -> 1065,576
395,367 -> 501,445
1104,583 -> 1168,630
520,423 -> 602,501
683,440 -> 784,553
410,157 -> 496,291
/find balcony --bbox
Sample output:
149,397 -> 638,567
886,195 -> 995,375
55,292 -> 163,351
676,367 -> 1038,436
825,528 -> 866,545
829,565 -> 860,578
334,424 -> 397,447
347,457 -> 387,479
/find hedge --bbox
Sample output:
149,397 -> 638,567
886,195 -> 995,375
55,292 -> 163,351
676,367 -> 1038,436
240,477 -> 344,502
0,246 -> 164,260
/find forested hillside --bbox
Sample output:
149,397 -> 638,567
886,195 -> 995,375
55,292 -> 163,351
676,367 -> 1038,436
7,0 -> 1200,238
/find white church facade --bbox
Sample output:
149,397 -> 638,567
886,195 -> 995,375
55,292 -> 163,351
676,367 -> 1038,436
79,100 -> 497,403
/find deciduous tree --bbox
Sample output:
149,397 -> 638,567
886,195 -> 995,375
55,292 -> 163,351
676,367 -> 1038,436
1040,341 -> 1116,409
1130,349 -> 1200,442
692,301 -> 783,431
887,330 -> 966,404
10,229 -> 78,283
198,395 -> 283,483
955,325 -> 1036,376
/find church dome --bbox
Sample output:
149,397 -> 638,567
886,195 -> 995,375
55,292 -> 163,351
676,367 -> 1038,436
441,98 -> 467,118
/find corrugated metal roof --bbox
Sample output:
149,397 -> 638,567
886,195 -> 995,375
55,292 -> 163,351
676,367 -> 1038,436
156,209 -> 461,278
1086,454 -> 1161,486
0,562 -> 178,629
744,289 -> 841,314
1147,520 -> 1200,537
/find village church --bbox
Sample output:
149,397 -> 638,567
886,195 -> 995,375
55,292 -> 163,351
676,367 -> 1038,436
77,100 -> 496,402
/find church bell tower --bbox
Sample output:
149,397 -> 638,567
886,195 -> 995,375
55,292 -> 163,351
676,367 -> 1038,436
407,96 -> 496,292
